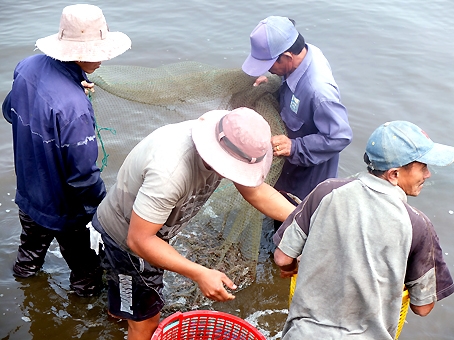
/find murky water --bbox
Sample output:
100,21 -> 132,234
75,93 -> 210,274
1,1 -> 454,339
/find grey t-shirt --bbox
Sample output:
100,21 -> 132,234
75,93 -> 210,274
97,120 -> 222,252
274,173 -> 454,339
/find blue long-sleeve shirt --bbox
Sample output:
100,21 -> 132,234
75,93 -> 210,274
274,44 -> 352,201
4,54 -> 106,231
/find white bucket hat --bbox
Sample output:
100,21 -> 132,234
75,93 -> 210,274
192,107 -> 273,187
35,4 -> 131,62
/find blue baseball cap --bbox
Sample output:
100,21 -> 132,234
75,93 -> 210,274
365,121 -> 454,170
242,16 -> 299,77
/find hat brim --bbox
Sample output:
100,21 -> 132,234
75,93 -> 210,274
35,31 -> 131,62
192,110 -> 273,187
242,54 -> 278,77
419,142 -> 454,167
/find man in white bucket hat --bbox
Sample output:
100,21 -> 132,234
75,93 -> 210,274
91,107 -> 295,339
2,4 -> 131,296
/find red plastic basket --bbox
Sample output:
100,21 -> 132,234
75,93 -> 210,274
151,310 -> 266,340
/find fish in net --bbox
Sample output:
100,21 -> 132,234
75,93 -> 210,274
89,61 -> 286,315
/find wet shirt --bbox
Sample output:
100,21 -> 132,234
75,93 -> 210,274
274,44 -> 352,201
274,173 -> 454,339
97,120 -> 222,252
5,54 -> 105,231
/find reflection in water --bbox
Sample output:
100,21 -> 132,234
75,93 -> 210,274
15,272 -> 128,340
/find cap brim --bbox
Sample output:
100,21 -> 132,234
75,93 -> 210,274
242,54 -> 278,77
192,110 -> 273,187
419,143 -> 454,167
35,32 -> 131,62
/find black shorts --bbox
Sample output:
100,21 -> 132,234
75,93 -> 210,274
92,213 -> 165,321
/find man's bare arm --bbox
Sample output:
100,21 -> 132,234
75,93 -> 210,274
274,247 -> 298,278
127,210 -> 236,302
234,182 -> 295,222
410,302 -> 435,317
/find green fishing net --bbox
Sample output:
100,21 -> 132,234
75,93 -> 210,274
90,62 -> 286,314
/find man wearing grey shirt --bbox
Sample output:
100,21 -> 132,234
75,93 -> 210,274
273,121 -> 454,339
92,107 -> 295,340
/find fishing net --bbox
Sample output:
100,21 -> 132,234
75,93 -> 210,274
89,61 -> 286,315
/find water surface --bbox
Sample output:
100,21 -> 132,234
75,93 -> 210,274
1,1 -> 454,339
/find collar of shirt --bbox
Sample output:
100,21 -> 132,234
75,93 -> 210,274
358,172 -> 408,202
49,57 -> 90,88
284,43 -> 312,93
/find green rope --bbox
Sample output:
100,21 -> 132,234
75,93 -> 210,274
95,120 -> 116,172
88,91 -> 116,172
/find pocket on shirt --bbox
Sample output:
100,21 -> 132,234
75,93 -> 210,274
280,106 -> 305,132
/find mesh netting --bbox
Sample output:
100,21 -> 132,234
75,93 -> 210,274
90,62 -> 286,314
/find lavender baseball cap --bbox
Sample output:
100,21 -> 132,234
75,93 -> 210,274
242,16 -> 299,77
365,121 -> 454,170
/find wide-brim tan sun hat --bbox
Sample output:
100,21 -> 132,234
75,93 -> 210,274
192,107 -> 273,187
35,4 -> 131,62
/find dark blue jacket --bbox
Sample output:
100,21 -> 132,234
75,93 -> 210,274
3,54 -> 106,231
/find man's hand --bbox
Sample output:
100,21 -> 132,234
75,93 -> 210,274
271,135 -> 292,157
194,267 -> 237,302
128,211 -> 237,303
278,257 -> 298,278
253,75 -> 269,87
81,80 -> 95,95
274,247 -> 298,278
280,266 -> 298,278
410,301 -> 435,316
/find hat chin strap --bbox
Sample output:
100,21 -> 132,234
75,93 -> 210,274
217,116 -> 266,164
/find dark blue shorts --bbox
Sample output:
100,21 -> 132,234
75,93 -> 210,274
92,213 -> 165,321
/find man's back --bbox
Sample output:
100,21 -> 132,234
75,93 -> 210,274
97,120 -> 222,250
275,173 -> 448,339
10,54 -> 103,229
